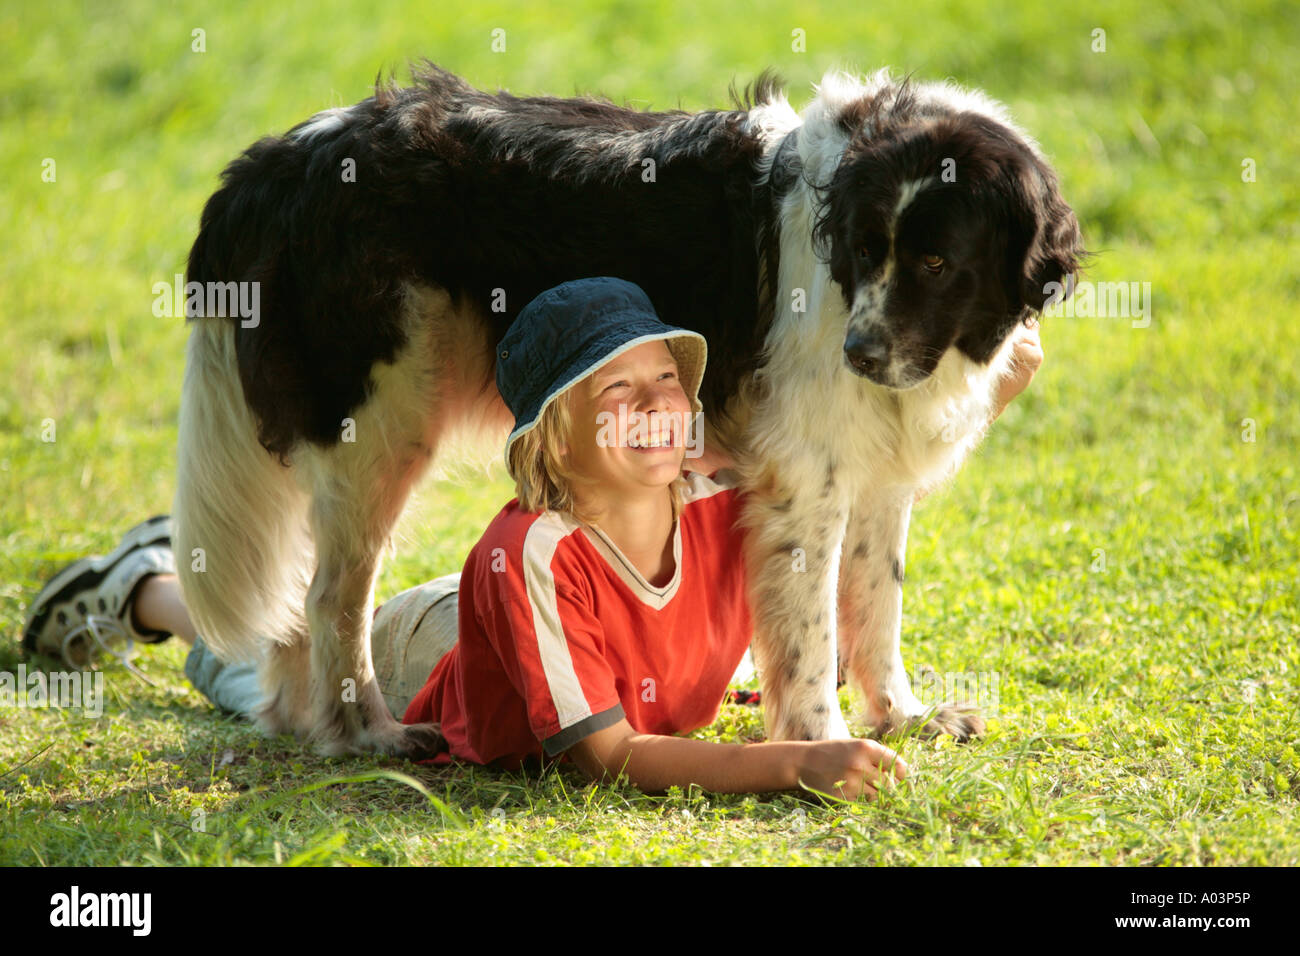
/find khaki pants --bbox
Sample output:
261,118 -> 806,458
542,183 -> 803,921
185,573 -> 462,720
369,573 -> 462,719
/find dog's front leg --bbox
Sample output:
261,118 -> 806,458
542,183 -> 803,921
838,492 -> 984,741
742,474 -> 852,742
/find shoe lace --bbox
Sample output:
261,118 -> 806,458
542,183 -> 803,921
61,615 -> 158,686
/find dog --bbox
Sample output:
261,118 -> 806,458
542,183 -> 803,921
173,63 -> 1082,756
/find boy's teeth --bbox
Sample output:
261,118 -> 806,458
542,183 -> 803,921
628,421 -> 677,448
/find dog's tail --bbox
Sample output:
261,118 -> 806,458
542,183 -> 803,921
173,317 -> 313,662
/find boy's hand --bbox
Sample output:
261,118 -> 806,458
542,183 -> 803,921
795,738 -> 908,801
993,319 -> 1044,417
683,442 -> 736,475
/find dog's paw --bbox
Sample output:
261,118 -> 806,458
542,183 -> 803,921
308,712 -> 449,760
886,702 -> 985,743
390,721 -> 450,760
354,718 -> 448,760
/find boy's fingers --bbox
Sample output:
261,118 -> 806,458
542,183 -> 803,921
864,763 -> 899,792
1013,324 -> 1044,365
886,751 -> 909,779
862,741 -> 909,779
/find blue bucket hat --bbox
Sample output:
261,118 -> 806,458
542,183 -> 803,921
496,277 -> 707,468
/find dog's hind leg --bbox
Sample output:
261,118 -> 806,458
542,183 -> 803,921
302,482 -> 443,758
294,286 -> 494,758
838,493 -> 984,742
256,629 -> 314,737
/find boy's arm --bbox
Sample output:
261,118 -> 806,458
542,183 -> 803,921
568,717 -> 907,799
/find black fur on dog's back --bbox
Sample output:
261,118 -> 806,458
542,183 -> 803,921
187,63 -> 792,460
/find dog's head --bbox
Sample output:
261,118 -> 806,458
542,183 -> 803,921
812,85 -> 1084,388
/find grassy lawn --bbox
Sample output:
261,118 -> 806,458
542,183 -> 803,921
1,0 -> 1296,866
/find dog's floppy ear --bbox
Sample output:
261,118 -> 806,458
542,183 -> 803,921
1008,155 -> 1085,318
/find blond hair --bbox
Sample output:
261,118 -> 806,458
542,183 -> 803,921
506,385 -> 687,525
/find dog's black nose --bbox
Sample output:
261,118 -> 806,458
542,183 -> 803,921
844,330 -> 889,378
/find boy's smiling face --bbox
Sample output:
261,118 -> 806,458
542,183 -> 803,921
563,340 -> 690,503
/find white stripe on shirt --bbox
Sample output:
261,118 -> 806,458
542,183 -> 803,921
521,510 -> 594,727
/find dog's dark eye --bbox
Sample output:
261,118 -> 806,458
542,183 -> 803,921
922,254 -> 944,273
858,234 -> 888,264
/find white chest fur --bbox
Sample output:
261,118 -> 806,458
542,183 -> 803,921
752,293 -> 1015,500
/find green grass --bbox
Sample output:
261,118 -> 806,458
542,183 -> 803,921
2,0 -> 1297,865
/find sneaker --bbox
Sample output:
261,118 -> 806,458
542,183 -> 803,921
21,515 -> 176,670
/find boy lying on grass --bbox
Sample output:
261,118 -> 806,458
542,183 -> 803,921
23,277 -> 1040,800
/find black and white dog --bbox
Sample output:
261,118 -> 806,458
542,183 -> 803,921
174,63 -> 1082,756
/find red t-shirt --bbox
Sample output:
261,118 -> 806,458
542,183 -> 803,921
403,470 -> 752,769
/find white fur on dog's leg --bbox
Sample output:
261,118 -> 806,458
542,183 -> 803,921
825,704 -> 852,740
877,648 -> 929,725
839,494 -> 983,742
255,631 -> 314,737
839,493 -> 911,732
742,472 -> 850,742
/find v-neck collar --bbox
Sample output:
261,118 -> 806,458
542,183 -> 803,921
580,517 -> 683,610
